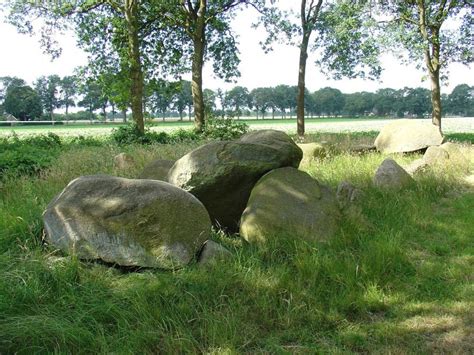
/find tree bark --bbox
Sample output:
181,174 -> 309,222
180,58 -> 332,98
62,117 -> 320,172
429,69 -> 442,130
125,0 -> 144,134
297,11 -> 310,136
191,1 -> 207,132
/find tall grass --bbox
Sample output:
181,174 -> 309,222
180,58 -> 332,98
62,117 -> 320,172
0,133 -> 473,353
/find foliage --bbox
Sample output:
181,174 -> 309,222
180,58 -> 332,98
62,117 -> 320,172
111,124 -> 200,146
34,75 -> 62,119
446,84 -> 474,117
202,117 -> 249,140
0,133 -> 62,178
376,0 -> 473,127
3,85 -> 43,121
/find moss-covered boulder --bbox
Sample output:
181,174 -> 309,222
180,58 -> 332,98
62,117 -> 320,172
240,167 -> 341,244
168,130 -> 302,232
374,119 -> 443,154
43,175 -> 211,269
138,159 -> 175,181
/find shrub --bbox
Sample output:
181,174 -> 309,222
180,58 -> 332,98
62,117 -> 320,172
68,135 -> 107,147
111,124 -> 161,145
169,128 -> 201,143
0,133 -> 62,179
112,124 -> 202,145
202,117 -> 249,140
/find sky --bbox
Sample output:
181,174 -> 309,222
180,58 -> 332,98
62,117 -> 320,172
0,4 -> 472,95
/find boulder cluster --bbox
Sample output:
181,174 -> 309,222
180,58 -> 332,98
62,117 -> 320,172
44,130 -> 346,270
43,121 -> 471,270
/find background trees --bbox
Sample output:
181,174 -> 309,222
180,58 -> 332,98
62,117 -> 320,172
3,85 -> 42,121
34,75 -> 61,120
378,0 -> 473,131
258,0 -> 381,136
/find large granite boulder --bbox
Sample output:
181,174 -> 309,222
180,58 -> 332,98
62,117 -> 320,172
240,167 -> 341,244
374,119 -> 444,154
43,175 -> 211,269
168,130 -> 302,231
138,159 -> 175,181
373,158 -> 414,190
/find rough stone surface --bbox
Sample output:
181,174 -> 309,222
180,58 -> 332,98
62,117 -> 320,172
404,158 -> 429,176
336,181 -> 364,209
138,159 -> 175,181
423,146 -> 450,166
168,130 -> 302,231
114,153 -> 135,170
197,240 -> 232,265
374,119 -> 444,154
43,175 -> 211,269
439,142 -> 470,171
240,167 -> 341,244
373,158 -> 414,190
297,143 -> 326,167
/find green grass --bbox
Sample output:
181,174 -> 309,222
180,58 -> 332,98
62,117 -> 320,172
0,133 -> 473,353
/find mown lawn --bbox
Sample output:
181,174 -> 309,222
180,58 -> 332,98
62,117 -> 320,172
0,132 -> 473,353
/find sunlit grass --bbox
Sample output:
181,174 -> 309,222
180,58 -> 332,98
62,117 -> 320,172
0,133 -> 473,353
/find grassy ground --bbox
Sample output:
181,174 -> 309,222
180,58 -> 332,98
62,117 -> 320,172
0,132 -> 473,353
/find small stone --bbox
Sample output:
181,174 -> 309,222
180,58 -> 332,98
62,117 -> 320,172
114,153 -> 135,170
423,146 -> 450,165
404,158 -> 428,175
373,158 -> 414,190
198,240 -> 232,265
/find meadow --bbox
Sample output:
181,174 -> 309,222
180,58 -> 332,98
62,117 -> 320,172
0,128 -> 473,353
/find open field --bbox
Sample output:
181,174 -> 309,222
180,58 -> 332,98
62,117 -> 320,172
1,130 -> 473,353
1,117 -> 472,137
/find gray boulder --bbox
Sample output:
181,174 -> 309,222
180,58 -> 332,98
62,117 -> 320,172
336,181 -> 364,209
374,119 -> 443,154
240,167 -> 341,244
404,158 -> 428,175
197,240 -> 232,265
168,130 -> 302,231
138,159 -> 175,181
114,153 -> 135,170
43,175 -> 211,269
373,158 -> 414,190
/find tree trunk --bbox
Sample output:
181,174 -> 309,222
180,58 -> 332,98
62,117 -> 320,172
430,69 -> 442,130
125,0 -> 144,134
111,103 -> 116,121
191,2 -> 207,132
122,109 -> 127,123
297,24 -> 311,137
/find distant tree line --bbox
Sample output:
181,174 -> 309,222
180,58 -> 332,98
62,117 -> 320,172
1,75 -> 473,122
